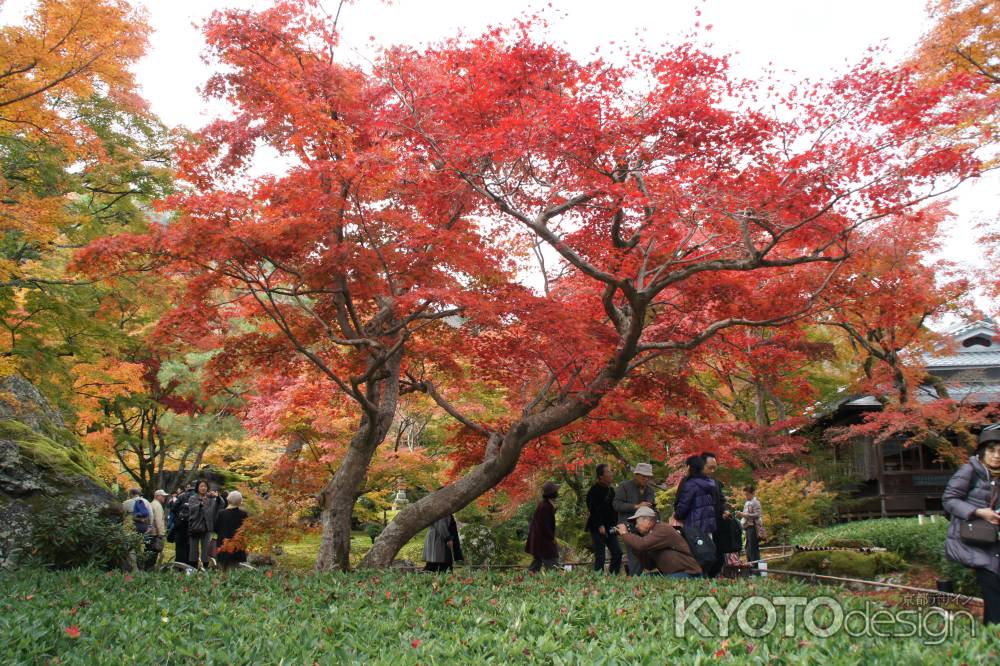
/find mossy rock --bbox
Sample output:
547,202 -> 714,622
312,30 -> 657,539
0,419 -> 98,482
0,376 -> 117,568
786,550 -> 908,579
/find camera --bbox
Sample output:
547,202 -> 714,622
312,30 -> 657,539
624,522 -> 639,535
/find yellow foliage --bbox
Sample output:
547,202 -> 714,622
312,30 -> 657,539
70,359 -> 145,424
755,471 -> 836,542
0,0 -> 151,275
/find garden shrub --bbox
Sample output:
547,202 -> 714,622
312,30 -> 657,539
793,518 -> 977,594
363,522 -> 382,544
756,471 -> 836,543
29,499 -> 143,570
455,501 -> 530,566
458,523 -> 499,565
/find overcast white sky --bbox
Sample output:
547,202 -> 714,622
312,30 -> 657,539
2,0 -> 995,313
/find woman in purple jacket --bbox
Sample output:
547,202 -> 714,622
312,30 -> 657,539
674,456 -> 718,535
943,427 -> 1000,625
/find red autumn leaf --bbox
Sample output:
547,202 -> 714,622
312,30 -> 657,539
64,625 -> 80,639
410,639 -> 421,649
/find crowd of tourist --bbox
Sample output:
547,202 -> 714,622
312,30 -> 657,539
122,479 -> 248,571
522,452 -> 764,578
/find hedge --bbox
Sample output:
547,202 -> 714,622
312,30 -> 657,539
791,518 -> 975,593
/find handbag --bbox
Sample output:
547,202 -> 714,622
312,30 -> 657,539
149,536 -> 165,553
959,484 -> 999,545
959,519 -> 998,545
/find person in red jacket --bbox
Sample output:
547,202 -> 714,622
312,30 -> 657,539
526,481 -> 560,572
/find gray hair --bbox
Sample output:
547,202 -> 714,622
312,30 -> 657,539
227,491 -> 243,506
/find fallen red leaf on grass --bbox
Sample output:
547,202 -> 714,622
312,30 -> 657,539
64,625 -> 80,639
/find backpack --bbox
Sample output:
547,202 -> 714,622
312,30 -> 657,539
679,525 -> 717,572
132,498 -> 151,534
172,492 -> 192,525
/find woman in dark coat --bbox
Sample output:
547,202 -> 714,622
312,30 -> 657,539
526,481 -> 560,572
214,491 -> 249,569
187,480 -> 223,569
674,456 -> 718,535
943,427 -> 1000,625
674,456 -> 722,576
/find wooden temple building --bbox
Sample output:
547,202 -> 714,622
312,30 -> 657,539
813,320 -> 1000,518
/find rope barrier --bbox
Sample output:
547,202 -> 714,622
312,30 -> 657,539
394,555 -> 983,608
762,567 -> 982,604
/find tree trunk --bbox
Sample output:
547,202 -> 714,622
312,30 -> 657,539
361,432 -> 513,568
315,347 -> 403,571
361,382 -> 619,567
361,303 -> 649,569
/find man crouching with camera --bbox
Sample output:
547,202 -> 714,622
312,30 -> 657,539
615,506 -> 702,578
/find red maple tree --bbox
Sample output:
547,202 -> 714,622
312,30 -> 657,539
81,4 -> 988,569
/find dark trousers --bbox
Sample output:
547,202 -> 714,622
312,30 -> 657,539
189,532 -> 211,565
424,562 -> 452,573
643,571 -> 702,579
625,543 -> 645,576
976,567 -> 1000,625
590,528 -> 623,574
745,526 -> 760,563
174,524 -> 191,566
528,557 -> 559,572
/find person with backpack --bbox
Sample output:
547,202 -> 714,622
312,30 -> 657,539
169,483 -> 196,566
673,456 -> 720,576
615,506 -> 701,577
122,488 -> 152,534
702,451 -> 739,576
122,489 -> 153,570
187,480 -> 223,570
943,426 -> 1000,625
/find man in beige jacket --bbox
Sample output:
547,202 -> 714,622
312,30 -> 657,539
148,489 -> 168,569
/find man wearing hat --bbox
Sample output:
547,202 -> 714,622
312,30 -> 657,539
147,489 -> 168,569
613,463 -> 658,575
526,481 -> 561,572
615,506 -> 701,577
943,425 -> 1000,625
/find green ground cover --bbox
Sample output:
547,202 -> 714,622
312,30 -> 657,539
1,568 -> 995,665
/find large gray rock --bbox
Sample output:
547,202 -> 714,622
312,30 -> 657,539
0,375 -> 118,568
